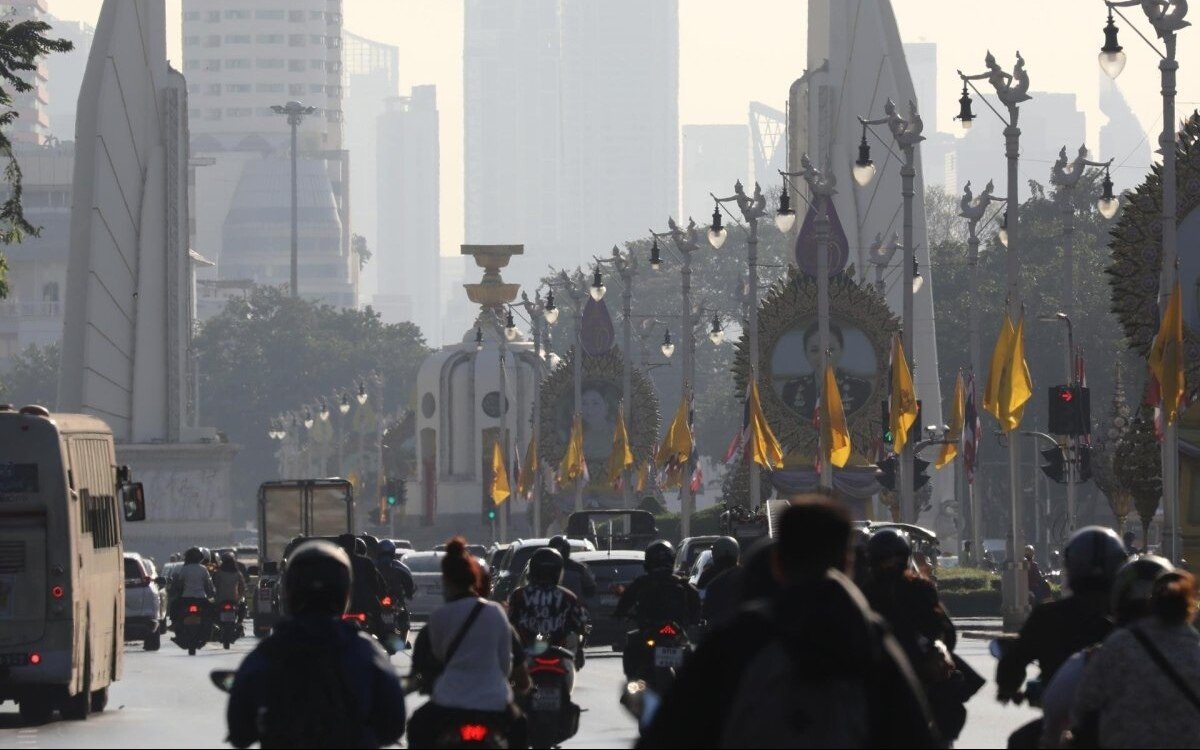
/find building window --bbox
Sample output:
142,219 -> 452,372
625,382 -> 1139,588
226,107 -> 252,118
288,10 -> 304,22
223,9 -> 250,20
204,34 -> 220,47
42,283 -> 59,303
207,10 -> 220,22
184,11 -> 201,21
204,59 -> 220,71
288,83 -> 305,96
206,109 -> 222,121
310,10 -> 324,20
310,34 -> 324,45
256,34 -> 284,44
256,58 -> 284,69
256,83 -> 284,93
224,34 -> 251,44
183,35 -> 199,46
289,34 -> 305,47
225,58 -> 250,69
308,83 -> 324,94
226,83 -> 252,93
288,59 -> 306,72
255,9 -> 285,20
184,60 -> 199,71
207,83 -> 222,95
309,59 -> 324,70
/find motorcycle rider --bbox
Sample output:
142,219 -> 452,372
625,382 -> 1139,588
548,535 -> 597,602
699,537 -> 741,629
375,539 -> 416,603
507,548 -> 586,693
336,533 -> 387,625
996,525 -> 1127,749
173,546 -> 215,627
862,529 -> 975,743
226,539 -> 406,748
214,552 -> 248,635
614,539 -> 701,680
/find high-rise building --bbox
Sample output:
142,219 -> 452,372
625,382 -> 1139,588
682,125 -> 748,222
343,31 -> 399,301
464,0 -> 678,293
43,15 -> 94,141
901,42 -> 952,189
375,86 -> 441,345
182,0 -> 357,308
1099,73 -> 1151,194
9,0 -> 50,145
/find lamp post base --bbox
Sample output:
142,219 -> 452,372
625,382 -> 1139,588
1001,560 -> 1031,632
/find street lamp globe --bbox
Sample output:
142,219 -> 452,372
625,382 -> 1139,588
708,314 -> 725,345
661,329 -> 675,359
954,83 -> 975,130
649,237 -> 664,270
1097,169 -> 1120,219
590,268 -> 607,301
338,392 -> 350,415
548,351 -> 562,368
302,408 -> 314,430
544,290 -> 560,324
504,309 -> 519,341
1099,9 -> 1127,79
707,204 -> 728,250
998,213 -> 1010,248
474,326 -> 484,351
912,258 -> 924,294
852,129 -> 876,187
356,381 -> 368,405
775,183 -> 797,234
318,398 -> 329,421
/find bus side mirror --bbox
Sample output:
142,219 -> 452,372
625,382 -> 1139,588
121,482 -> 146,522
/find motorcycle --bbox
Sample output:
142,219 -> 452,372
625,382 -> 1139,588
626,621 -> 689,692
433,716 -> 511,749
377,595 -> 411,654
173,599 -> 210,655
217,600 -> 241,649
523,634 -> 581,749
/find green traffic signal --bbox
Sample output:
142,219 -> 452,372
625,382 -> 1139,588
487,508 -> 497,520
387,495 -> 398,506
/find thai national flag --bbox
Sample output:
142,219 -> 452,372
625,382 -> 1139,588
724,381 -> 752,464
963,372 -> 980,485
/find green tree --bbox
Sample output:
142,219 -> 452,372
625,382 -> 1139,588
0,340 -> 59,408
193,286 -> 430,510
0,19 -> 73,297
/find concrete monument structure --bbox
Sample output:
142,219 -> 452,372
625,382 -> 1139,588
57,0 -> 236,561
795,0 -> 950,534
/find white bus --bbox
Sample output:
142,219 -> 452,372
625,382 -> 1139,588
0,405 -> 145,724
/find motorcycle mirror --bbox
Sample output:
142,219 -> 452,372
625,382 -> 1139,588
988,639 -> 1005,660
210,670 -> 236,693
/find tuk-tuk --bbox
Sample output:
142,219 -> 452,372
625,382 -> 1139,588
565,509 -> 659,551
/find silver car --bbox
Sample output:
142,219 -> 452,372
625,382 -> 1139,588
400,551 -> 446,619
124,552 -> 167,650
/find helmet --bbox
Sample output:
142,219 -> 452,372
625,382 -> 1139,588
221,551 -> 236,564
528,547 -> 564,586
1023,545 -> 1035,559
184,546 -> 204,565
867,529 -> 912,568
284,539 -> 353,616
712,536 -> 740,564
361,534 -> 380,556
1111,554 -> 1174,625
378,539 -> 397,558
336,533 -> 358,556
199,547 -> 212,564
1063,526 -> 1128,592
645,539 -> 675,573
548,535 -> 571,559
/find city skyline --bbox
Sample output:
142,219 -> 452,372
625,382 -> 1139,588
43,0 -> 1200,268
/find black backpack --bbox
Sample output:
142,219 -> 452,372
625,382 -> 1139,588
257,638 -> 360,749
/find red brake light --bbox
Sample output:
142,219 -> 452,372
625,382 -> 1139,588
187,604 -> 200,614
342,613 -> 366,622
612,584 -> 626,595
29,652 -> 41,665
50,585 -> 64,599
658,624 -> 677,636
222,602 -> 234,611
531,656 -> 566,674
381,596 -> 392,607
459,724 -> 488,742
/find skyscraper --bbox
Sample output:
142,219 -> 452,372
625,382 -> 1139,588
902,41 -> 952,189
43,15 -> 94,141
182,0 -> 357,308
9,0 -> 50,145
375,86 -> 441,345
464,0 -> 679,293
1099,74 -> 1151,194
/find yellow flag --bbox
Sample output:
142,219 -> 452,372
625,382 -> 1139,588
1150,280 -> 1186,424
635,462 -> 648,493
890,335 -> 918,455
656,393 -> 693,469
997,315 -> 1033,432
558,414 -> 585,484
822,363 -> 852,468
984,313 -> 1015,424
607,406 -> 634,488
747,378 -> 784,470
518,433 -> 537,498
937,372 -> 965,469
490,439 -> 510,505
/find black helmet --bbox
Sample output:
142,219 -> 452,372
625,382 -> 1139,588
336,533 -> 358,555
528,547 -> 564,586
548,535 -> 571,559
1063,526 -> 1127,592
184,546 -> 204,565
645,539 -> 675,573
1111,554 -> 1174,625
712,536 -> 740,564
284,540 -> 353,616
867,528 -> 912,569
360,534 -> 380,556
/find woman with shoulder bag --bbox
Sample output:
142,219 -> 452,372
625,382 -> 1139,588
407,537 -> 530,748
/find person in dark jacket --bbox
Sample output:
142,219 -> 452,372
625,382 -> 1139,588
337,533 -> 387,620
700,537 -> 741,629
996,526 -> 1127,749
226,540 -> 405,749
636,499 -> 940,749
615,539 -> 702,680
548,535 -> 597,601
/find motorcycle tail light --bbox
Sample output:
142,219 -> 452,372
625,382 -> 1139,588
187,604 -> 200,614
50,585 -> 64,599
459,724 -> 488,743
380,596 -> 392,607
531,656 -> 566,674
222,602 -> 234,611
29,652 -> 41,665
658,623 -> 677,636
342,613 -> 366,622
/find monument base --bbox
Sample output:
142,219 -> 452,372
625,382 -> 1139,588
117,441 -> 240,565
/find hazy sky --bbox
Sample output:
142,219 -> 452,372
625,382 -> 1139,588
47,0 -> 1200,259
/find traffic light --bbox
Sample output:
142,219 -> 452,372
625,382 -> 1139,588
880,400 -> 923,447
913,457 -> 932,491
378,493 -> 390,525
874,455 -> 930,491
1077,444 -> 1093,483
385,478 -> 400,508
1040,445 -> 1067,484
1048,385 -> 1091,436
482,503 -> 498,525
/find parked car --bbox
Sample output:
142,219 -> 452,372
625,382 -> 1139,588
674,536 -> 721,576
573,549 -> 645,649
124,552 -> 167,650
400,551 -> 446,619
389,539 -> 414,551
490,537 -> 595,604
